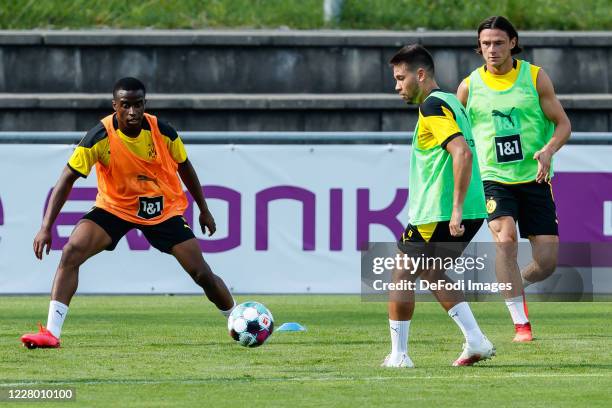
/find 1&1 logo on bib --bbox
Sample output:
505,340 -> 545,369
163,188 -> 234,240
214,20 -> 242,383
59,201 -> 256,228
492,107 -> 523,163
138,196 -> 164,219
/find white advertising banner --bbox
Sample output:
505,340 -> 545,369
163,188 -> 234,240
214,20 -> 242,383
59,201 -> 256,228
1,144 -> 612,293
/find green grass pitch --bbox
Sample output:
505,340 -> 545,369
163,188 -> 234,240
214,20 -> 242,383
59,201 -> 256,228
1,296 -> 610,407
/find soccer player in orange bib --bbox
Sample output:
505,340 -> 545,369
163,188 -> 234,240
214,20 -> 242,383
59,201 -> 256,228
21,77 -> 236,349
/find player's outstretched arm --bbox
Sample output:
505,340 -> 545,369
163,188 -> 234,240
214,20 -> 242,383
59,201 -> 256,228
33,166 -> 80,260
534,69 -> 572,183
177,159 -> 216,236
456,79 -> 469,107
446,136 -> 473,237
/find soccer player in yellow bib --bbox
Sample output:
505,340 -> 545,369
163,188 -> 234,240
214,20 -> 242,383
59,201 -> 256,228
457,16 -> 571,342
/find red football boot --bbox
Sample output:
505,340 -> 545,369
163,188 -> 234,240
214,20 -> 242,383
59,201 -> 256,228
513,322 -> 533,342
512,290 -> 533,342
21,323 -> 60,349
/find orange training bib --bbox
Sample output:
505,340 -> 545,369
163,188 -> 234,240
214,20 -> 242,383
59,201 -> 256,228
94,113 -> 187,225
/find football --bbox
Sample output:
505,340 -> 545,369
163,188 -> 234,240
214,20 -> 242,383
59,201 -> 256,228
228,301 -> 274,347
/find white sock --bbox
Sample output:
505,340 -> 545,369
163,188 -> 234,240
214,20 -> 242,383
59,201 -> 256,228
220,300 -> 236,319
46,300 -> 68,339
505,295 -> 529,324
448,302 -> 484,346
389,319 -> 410,356
522,276 -> 533,288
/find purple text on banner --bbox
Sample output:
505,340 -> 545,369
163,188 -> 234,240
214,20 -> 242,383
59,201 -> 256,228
256,186 -> 316,251
185,186 -> 242,253
553,172 -> 612,266
553,172 -> 612,243
48,187 -> 97,249
356,188 -> 408,250
43,172 -> 612,262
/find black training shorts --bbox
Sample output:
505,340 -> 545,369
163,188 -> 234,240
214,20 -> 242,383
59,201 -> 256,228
397,219 -> 484,258
483,180 -> 558,238
82,207 -> 195,253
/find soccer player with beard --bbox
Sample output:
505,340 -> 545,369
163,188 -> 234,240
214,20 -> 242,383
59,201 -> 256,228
383,45 -> 494,367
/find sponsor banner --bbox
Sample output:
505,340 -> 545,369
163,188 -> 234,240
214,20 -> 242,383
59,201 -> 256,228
0,144 -> 612,293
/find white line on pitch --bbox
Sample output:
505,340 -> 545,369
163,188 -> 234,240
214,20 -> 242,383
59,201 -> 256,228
1,372 -> 610,387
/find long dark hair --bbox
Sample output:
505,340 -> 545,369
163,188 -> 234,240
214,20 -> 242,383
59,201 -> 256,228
476,16 -> 522,55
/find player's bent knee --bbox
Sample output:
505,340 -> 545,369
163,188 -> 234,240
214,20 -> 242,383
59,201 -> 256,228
495,231 -> 518,243
489,218 -> 517,242
59,242 -> 88,269
493,224 -> 518,256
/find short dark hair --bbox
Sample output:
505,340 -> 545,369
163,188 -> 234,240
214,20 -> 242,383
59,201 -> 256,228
113,77 -> 146,98
477,16 -> 522,55
389,44 -> 435,75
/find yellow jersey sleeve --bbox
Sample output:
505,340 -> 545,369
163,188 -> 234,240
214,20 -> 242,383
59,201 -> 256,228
529,64 -> 540,88
417,96 -> 463,150
67,123 -> 109,177
158,120 -> 187,164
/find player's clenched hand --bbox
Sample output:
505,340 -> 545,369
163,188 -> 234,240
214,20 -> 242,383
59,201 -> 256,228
199,209 -> 216,236
534,147 -> 552,183
449,208 -> 465,237
33,228 -> 52,260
